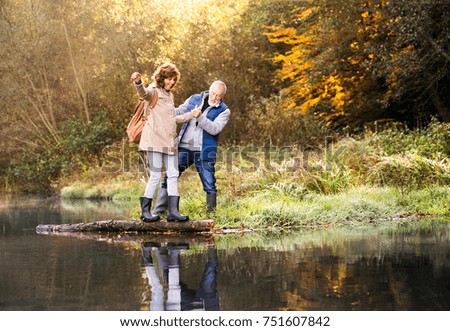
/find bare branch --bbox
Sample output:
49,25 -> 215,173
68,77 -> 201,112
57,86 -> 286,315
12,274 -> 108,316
62,19 -> 90,124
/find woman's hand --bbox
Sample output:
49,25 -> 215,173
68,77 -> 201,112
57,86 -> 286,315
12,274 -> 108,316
131,72 -> 142,83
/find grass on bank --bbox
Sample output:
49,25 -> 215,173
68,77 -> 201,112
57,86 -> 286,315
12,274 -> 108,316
59,124 -> 450,230
60,173 -> 450,230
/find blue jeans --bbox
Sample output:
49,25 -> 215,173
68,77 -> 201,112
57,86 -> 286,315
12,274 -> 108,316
161,148 -> 217,194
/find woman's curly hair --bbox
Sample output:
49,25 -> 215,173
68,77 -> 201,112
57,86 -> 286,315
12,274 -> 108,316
152,63 -> 180,89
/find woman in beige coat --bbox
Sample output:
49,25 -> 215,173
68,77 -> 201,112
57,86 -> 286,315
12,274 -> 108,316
131,63 -> 198,222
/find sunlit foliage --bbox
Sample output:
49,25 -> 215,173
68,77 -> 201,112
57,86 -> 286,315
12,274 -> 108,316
1,0 -> 449,192
266,0 -> 450,129
0,0 -> 287,191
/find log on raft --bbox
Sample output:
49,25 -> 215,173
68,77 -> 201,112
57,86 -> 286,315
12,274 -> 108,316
36,219 -> 214,234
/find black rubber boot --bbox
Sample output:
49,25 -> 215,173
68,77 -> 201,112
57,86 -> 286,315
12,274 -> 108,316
140,197 -> 160,222
152,187 -> 168,216
206,193 -> 217,214
167,196 -> 189,222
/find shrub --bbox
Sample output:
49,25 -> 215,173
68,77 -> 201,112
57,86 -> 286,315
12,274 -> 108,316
366,118 -> 450,159
367,154 -> 450,192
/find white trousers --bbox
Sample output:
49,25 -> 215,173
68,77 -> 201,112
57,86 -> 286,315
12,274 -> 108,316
144,152 -> 179,198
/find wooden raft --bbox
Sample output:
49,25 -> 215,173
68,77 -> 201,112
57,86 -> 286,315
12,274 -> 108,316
36,219 -> 214,234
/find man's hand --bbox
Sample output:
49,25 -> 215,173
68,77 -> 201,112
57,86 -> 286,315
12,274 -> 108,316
192,106 -> 202,118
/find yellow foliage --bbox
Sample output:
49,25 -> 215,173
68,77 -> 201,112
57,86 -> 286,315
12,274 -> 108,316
323,75 -> 350,111
297,6 -> 319,21
347,57 -> 360,65
299,97 -> 321,113
266,0 -> 394,125
350,41 -> 359,49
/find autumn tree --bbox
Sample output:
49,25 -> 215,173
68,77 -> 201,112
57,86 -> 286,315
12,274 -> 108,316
0,0 -> 285,192
0,0 -> 158,191
266,0 -> 450,130
372,0 -> 450,124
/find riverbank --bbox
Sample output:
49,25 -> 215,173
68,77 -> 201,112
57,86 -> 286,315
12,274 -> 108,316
57,123 -> 450,230
59,171 -> 450,230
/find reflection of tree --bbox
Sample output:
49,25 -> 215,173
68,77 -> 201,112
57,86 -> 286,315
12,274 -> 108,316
386,261 -> 413,310
0,220 -> 11,234
213,230 -> 450,311
0,236 -> 144,310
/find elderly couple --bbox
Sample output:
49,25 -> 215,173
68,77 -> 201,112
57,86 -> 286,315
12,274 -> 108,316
131,63 -> 230,222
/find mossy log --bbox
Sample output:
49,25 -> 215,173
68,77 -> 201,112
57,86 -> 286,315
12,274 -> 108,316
36,219 -> 214,234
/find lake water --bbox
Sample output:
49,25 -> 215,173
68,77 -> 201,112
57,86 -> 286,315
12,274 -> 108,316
0,196 -> 449,311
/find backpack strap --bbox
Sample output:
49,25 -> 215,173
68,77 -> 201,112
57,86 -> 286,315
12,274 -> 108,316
144,88 -> 158,119
149,88 -> 158,109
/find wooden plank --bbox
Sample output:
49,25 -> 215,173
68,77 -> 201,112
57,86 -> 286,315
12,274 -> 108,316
36,219 -> 214,234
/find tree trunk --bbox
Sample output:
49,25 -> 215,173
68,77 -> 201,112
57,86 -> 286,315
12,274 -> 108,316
432,92 -> 450,122
36,219 -> 214,234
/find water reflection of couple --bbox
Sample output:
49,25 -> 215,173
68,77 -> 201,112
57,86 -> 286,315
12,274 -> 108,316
142,243 -> 219,311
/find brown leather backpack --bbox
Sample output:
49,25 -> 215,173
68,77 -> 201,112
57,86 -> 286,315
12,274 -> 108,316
126,89 -> 158,143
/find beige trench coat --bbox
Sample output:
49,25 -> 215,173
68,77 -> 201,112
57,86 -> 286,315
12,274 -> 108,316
134,83 -> 193,154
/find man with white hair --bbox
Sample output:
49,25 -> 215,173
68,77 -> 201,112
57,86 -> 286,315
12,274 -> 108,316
153,81 -> 230,215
